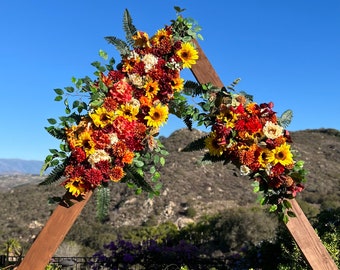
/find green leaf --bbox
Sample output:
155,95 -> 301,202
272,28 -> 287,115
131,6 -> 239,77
54,88 -> 64,95
123,9 -> 137,46
39,159 -> 68,185
279,109 -> 293,128
54,95 -> 63,101
47,118 -> 57,125
104,36 -> 130,56
160,157 -> 166,166
99,49 -> 108,60
269,204 -> 278,212
65,86 -> 74,93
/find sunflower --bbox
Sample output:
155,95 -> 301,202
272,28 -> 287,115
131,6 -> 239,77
144,80 -> 160,98
171,76 -> 184,92
151,28 -> 171,45
176,42 -> 199,68
90,107 -> 115,128
63,177 -> 86,197
116,103 -> 139,122
205,132 -> 226,157
270,143 -> 294,166
144,103 -> 169,128
75,131 -> 96,157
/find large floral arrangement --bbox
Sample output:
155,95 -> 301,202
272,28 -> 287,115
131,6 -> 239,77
41,8 -> 201,206
175,82 -> 307,222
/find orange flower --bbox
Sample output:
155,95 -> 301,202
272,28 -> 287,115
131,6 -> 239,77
122,150 -> 134,164
109,166 -> 125,182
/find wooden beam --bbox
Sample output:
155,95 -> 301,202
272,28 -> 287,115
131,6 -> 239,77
286,199 -> 338,270
190,40 -> 338,270
17,191 -> 93,270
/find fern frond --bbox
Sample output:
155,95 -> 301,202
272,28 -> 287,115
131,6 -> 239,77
202,152 -> 226,163
104,36 -> 130,56
183,80 -> 204,96
96,186 -> 110,223
123,9 -> 137,46
184,116 -> 193,131
39,160 -> 67,185
182,136 -> 208,152
123,165 -> 154,193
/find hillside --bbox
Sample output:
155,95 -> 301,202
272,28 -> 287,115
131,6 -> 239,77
0,128 -> 339,254
0,159 -> 44,175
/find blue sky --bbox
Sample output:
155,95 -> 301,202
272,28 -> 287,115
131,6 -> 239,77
1,0 -> 339,161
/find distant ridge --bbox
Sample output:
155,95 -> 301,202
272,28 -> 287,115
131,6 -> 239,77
0,158 -> 44,175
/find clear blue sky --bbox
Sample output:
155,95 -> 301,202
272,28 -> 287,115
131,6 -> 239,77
1,1 -> 339,161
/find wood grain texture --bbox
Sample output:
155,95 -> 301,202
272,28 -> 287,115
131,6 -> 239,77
17,191 -> 93,270
286,199 -> 338,270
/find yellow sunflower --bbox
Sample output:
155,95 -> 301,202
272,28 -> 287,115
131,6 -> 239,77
144,103 -> 168,128
176,42 -> 199,68
271,143 -> 294,166
144,80 -> 160,98
89,107 -> 115,128
171,76 -> 184,92
116,103 -> 139,122
205,132 -> 226,157
64,177 -> 86,197
75,130 -> 96,156
151,29 -> 171,45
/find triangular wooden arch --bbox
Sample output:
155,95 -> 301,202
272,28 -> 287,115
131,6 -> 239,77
17,41 -> 338,270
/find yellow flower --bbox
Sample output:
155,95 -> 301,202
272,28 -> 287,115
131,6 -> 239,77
64,177 -> 86,197
205,132 -> 226,157
171,76 -> 184,92
75,131 -> 96,156
176,42 -> 199,68
144,80 -> 159,99
116,103 -> 139,122
132,31 -> 151,48
258,148 -> 274,168
144,103 -> 169,128
89,107 -> 115,128
151,29 -> 171,45
269,143 -> 294,166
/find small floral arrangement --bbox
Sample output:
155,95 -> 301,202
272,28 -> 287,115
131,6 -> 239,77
176,82 -> 307,222
41,8 -> 201,204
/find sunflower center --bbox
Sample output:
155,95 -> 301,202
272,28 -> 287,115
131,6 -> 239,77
152,112 -> 161,120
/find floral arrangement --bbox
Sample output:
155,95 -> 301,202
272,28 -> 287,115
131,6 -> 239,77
41,8 -> 201,206
176,81 -> 307,222
41,7 -> 306,222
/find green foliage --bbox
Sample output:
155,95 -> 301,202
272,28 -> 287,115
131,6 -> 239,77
122,9 -> 137,46
39,160 -> 68,185
278,109 -> 293,128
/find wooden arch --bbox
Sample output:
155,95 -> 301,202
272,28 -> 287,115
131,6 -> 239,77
17,41 -> 338,270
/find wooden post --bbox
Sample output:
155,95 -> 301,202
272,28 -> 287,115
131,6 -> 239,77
17,191 -> 93,270
191,40 -> 338,270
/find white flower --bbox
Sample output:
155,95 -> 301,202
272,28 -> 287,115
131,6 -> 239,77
128,73 -> 144,88
263,121 -> 283,139
240,165 -> 251,176
88,150 -> 111,167
142,53 -> 158,72
109,133 -> 119,145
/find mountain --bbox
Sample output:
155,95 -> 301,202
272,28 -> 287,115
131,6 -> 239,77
0,128 -> 339,255
0,159 -> 44,175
